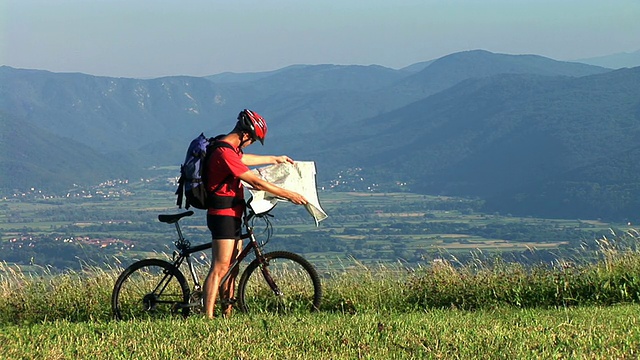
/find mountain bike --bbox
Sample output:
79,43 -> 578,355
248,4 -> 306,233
111,200 -> 322,320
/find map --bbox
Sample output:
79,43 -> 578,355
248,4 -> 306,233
244,161 -> 328,226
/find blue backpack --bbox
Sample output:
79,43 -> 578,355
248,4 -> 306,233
175,133 -> 232,210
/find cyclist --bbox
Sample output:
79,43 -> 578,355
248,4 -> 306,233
203,109 -> 308,319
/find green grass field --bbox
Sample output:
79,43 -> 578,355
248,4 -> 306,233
2,190 -> 640,358
1,228 -> 640,358
2,305 -> 639,359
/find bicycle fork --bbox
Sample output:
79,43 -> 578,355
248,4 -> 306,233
250,236 -> 284,297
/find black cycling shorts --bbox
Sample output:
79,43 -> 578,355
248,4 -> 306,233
207,215 -> 242,240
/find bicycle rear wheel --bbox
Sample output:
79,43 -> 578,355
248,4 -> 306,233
111,259 -> 190,321
237,251 -> 322,314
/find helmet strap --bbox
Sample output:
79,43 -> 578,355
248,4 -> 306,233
238,131 -> 252,148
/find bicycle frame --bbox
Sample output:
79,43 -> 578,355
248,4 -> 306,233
165,210 -> 281,308
112,204 -> 321,320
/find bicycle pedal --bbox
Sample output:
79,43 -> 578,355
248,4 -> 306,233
221,298 -> 237,306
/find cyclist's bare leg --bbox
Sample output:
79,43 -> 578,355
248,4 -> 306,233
220,240 -> 242,317
203,239 -> 240,319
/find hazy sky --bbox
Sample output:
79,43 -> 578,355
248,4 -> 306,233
2,0 -> 639,78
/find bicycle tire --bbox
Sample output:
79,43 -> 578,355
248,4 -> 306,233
111,258 -> 190,321
236,251 -> 322,314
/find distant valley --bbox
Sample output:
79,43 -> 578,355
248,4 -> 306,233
2,49 -> 639,220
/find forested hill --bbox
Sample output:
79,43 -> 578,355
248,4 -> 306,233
308,67 -> 640,219
0,112 -> 134,192
3,50 -> 640,220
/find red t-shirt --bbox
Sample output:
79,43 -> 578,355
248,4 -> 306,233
205,141 -> 249,218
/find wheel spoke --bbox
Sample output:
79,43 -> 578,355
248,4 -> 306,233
112,259 -> 190,321
238,252 -> 321,314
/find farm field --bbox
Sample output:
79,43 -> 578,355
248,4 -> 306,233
1,184 -> 634,270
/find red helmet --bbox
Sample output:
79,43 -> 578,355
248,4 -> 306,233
237,109 -> 268,145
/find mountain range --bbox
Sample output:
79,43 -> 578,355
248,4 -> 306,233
1,49 -> 639,220
574,49 -> 640,69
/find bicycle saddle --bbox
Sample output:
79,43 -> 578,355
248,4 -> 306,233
158,211 -> 194,224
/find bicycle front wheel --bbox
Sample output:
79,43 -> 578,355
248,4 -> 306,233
111,259 -> 190,321
237,251 -> 322,314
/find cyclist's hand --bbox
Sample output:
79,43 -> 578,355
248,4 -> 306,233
275,155 -> 295,164
287,191 -> 308,205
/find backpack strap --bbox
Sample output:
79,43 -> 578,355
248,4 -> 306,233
175,164 -> 186,208
208,195 -> 246,209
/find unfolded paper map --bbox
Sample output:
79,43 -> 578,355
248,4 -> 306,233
243,161 -> 328,226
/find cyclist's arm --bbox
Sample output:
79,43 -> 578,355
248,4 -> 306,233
238,170 -> 308,205
241,154 -> 294,166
